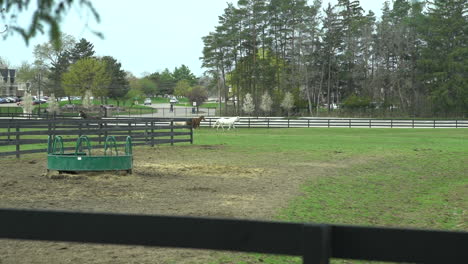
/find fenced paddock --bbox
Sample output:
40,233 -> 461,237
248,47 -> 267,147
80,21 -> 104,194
0,208 -> 467,264
0,117 -> 193,157
200,117 -> 468,129
1,116 -> 467,263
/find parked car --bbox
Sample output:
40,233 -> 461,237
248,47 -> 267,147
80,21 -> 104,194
5,97 -> 17,103
144,98 -> 152,105
169,97 -> 178,104
32,99 -> 47,105
0,98 -> 7,104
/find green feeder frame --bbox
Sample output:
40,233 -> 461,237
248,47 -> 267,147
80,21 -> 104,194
47,135 -> 133,173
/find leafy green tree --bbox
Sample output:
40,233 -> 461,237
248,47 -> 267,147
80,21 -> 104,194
16,62 -> 37,85
136,78 -> 157,97
0,0 -> 99,45
62,58 -> 110,101
124,88 -> 144,106
101,56 -> 129,105
34,34 -> 76,97
33,34 -> 76,66
19,60 -> 49,98
158,68 -> 176,95
173,65 -> 197,86
342,94 -> 371,109
187,86 -> 208,111
174,80 -> 192,97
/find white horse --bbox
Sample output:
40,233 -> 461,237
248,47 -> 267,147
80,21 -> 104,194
213,116 -> 240,131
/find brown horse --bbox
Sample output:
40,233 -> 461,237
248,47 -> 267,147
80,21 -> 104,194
174,116 -> 205,129
183,116 -> 205,129
191,116 -> 205,129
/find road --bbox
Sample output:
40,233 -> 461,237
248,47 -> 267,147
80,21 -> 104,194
133,103 -> 216,118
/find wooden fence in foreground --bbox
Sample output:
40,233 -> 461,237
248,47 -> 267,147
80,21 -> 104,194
0,117 -> 193,157
0,209 -> 466,263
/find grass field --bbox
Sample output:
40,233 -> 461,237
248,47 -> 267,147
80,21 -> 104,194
190,128 -> 467,263
0,127 -> 466,263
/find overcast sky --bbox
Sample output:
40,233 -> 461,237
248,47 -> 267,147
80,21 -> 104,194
1,0 -> 387,77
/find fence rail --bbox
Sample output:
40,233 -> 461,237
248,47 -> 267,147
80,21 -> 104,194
0,208 -> 466,264
201,117 -> 468,129
0,117 -> 193,157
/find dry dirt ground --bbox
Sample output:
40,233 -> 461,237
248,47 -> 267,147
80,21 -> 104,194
0,145 -> 341,264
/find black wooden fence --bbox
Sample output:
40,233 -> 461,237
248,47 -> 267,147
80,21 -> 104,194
0,208 -> 466,263
0,117 -> 193,157
202,117 -> 468,129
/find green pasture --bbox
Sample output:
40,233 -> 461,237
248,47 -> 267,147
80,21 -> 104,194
190,128 -> 467,264
1,127 -> 466,263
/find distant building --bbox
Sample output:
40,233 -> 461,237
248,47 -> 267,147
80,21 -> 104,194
0,68 -> 18,97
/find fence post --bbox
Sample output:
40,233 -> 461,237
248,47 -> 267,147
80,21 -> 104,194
412,119 -> 415,128
151,121 -> 155,147
15,122 -> 20,158
248,118 -> 251,128
268,118 -> 270,128
369,119 -> 371,128
349,119 -> 351,128
103,121 -> 108,144
170,120 -> 174,146
433,120 -> 436,128
308,119 -> 310,128
95,121 -> 101,145
456,120 -> 458,128
302,224 -> 331,264
391,119 -> 393,128
190,125 -> 193,144
328,119 -> 330,128
7,119 -> 11,141
144,121 -> 149,144
288,118 -> 290,128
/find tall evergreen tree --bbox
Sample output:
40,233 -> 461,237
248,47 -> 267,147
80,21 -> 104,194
69,38 -> 95,64
418,0 -> 468,114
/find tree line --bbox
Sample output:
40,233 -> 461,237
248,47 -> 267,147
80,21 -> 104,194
10,36 -> 206,107
201,0 -> 467,117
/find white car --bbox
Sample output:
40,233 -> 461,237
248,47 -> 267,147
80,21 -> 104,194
144,98 -> 152,105
5,97 -> 17,103
169,98 -> 178,104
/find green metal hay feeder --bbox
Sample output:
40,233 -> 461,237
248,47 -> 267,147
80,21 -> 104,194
47,135 -> 133,174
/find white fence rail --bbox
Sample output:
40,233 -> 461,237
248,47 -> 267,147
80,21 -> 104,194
200,117 -> 468,129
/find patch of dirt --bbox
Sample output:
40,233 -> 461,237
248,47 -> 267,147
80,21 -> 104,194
137,162 -> 266,178
0,145 -> 343,264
